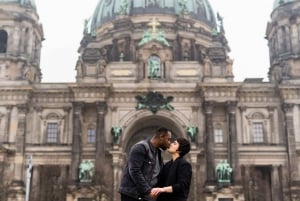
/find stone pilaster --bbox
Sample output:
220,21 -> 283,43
271,165 -> 283,201
3,105 -> 12,143
95,101 -> 107,185
70,102 -> 84,183
226,101 -> 240,184
13,104 -> 28,183
268,107 -> 277,143
282,103 -> 299,183
109,149 -> 123,201
189,146 -> 201,201
242,165 -> 251,201
63,107 -> 71,144
8,104 -> 28,201
31,166 -> 40,201
203,101 -> 215,184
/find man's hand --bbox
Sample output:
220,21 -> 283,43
149,187 -> 164,197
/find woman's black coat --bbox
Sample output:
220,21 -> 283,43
156,157 -> 192,201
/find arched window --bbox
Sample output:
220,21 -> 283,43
0,30 -> 8,53
46,122 -> 59,143
43,112 -> 63,144
87,127 -> 96,143
250,112 -> 266,144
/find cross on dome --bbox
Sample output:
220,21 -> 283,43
148,18 -> 160,35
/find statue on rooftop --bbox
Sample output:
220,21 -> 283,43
179,0 -> 188,15
119,0 -> 128,15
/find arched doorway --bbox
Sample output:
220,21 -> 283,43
121,114 -> 185,153
110,112 -> 189,201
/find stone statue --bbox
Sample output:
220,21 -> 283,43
111,127 -> 122,144
215,160 -> 232,183
226,56 -> 233,76
120,52 -> 125,62
24,67 -> 35,82
155,30 -> 170,46
148,57 -> 160,78
84,18 -> 89,34
119,0 -> 128,15
138,30 -> 152,47
178,0 -> 188,14
203,55 -> 212,76
79,160 -> 94,182
96,59 -> 106,74
187,126 -> 198,143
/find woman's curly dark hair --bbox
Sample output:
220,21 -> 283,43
177,137 -> 191,157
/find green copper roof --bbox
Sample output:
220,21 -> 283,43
0,0 -> 36,10
273,0 -> 296,9
90,0 -> 216,31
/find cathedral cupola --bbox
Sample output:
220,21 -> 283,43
76,0 -> 234,83
266,0 -> 300,83
90,0 -> 217,33
0,0 -> 43,83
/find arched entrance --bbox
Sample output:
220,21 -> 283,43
109,112 -> 189,201
121,113 -> 186,153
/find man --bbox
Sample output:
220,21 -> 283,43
119,127 -> 172,201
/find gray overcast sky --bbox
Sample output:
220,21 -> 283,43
35,0 -> 274,83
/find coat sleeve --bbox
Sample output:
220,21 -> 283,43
172,160 -> 192,194
128,143 -> 152,195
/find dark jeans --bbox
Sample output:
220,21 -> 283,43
121,194 -> 142,201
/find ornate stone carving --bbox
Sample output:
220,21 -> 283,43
135,91 -> 174,114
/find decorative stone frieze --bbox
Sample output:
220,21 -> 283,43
201,85 -> 238,101
0,89 -> 32,103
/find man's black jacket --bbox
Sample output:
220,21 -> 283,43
119,139 -> 163,200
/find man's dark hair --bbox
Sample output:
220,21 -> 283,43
177,138 -> 191,157
156,127 -> 169,135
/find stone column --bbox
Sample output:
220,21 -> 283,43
227,101 -> 240,184
271,165 -> 283,201
189,147 -> 201,201
95,102 -> 107,185
282,103 -> 299,182
3,105 -> 12,143
31,165 -> 40,201
109,149 -> 123,201
203,101 -> 215,184
70,102 -> 84,183
191,39 -> 196,60
13,104 -> 28,183
8,104 -> 28,201
63,107 -> 71,144
268,107 -> 276,143
242,165 -> 251,201
125,36 -> 131,61
112,39 -> 118,61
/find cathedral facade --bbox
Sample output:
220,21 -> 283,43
0,0 -> 300,201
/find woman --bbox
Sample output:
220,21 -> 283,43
151,137 -> 192,201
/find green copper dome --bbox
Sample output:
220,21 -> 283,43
91,0 -> 216,30
0,0 -> 36,10
273,0 -> 297,9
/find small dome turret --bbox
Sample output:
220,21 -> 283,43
0,0 -> 36,10
273,0 -> 296,9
